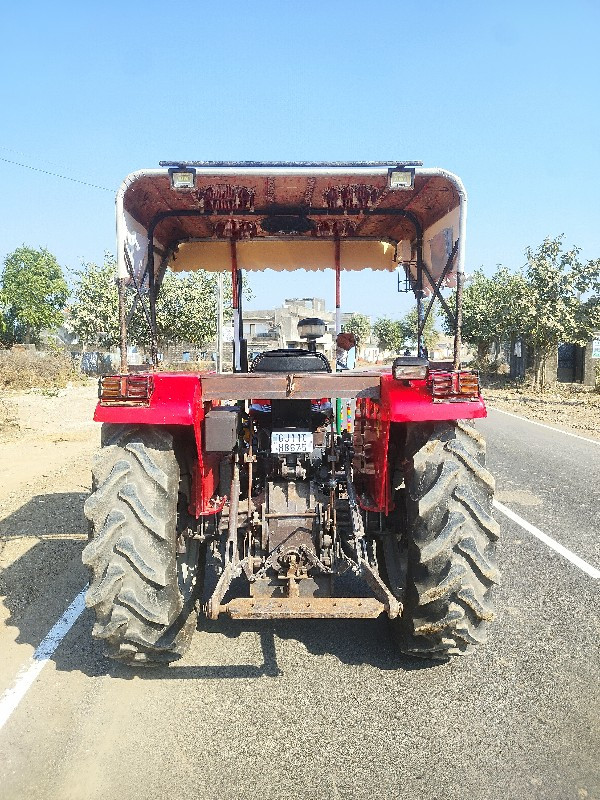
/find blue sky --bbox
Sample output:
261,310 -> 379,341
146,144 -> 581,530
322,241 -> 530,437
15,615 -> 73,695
1,0 -> 598,319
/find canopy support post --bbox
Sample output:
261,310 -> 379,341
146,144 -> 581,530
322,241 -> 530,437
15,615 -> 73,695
216,272 -> 224,373
418,240 -> 459,348
335,238 -> 341,335
231,239 -> 239,372
453,269 -> 464,370
148,248 -> 158,367
415,229 -> 425,358
141,223 -> 159,368
118,277 -> 128,373
124,247 -> 155,368
334,237 -> 342,430
231,239 -> 248,372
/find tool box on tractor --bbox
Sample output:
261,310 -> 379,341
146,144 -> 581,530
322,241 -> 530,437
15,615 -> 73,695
83,162 -> 499,665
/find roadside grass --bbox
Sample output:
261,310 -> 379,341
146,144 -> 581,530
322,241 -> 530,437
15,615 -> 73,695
0,348 -> 85,391
156,359 -> 215,372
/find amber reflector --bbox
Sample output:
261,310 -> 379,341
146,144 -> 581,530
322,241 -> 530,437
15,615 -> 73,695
429,370 -> 479,400
99,375 -> 154,405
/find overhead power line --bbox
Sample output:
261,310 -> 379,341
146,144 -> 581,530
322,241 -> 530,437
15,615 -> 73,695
0,144 -> 82,173
0,156 -> 114,192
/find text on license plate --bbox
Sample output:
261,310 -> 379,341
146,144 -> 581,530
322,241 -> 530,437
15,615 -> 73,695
271,431 -> 313,454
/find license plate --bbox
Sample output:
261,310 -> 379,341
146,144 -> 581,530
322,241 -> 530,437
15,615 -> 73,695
271,431 -> 313,454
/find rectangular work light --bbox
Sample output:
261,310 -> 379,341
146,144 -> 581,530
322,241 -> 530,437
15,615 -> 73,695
392,356 -> 428,380
388,167 -> 415,190
169,167 -> 196,190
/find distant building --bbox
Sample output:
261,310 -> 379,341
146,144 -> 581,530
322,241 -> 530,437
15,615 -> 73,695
502,334 -> 599,385
242,298 -> 336,362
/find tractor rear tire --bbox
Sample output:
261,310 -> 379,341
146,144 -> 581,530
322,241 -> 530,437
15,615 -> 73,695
83,424 -> 203,665
393,420 -> 500,659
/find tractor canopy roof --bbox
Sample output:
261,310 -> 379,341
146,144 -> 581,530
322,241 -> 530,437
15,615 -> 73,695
117,162 -> 467,293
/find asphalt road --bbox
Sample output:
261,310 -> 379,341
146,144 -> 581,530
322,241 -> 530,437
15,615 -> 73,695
0,409 -> 598,800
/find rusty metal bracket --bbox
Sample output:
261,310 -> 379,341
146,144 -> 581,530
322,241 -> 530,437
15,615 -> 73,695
205,556 -> 252,620
221,596 -> 386,619
342,452 -> 402,618
199,371 -> 382,401
343,451 -> 369,562
296,544 -> 332,574
356,560 -> 401,619
204,456 -> 247,620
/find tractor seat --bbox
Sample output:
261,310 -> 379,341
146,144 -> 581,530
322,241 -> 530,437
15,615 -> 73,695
250,348 -> 331,373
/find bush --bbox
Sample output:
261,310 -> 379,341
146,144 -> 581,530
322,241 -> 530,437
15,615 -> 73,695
156,359 -> 216,373
0,347 -> 84,390
468,355 -> 509,374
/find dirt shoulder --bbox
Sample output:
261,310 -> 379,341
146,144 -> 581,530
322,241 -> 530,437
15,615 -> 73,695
0,381 -> 99,695
481,379 -> 600,441
0,381 -> 100,558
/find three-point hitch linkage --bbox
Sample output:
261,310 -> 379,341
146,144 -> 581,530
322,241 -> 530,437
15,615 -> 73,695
203,426 -> 401,622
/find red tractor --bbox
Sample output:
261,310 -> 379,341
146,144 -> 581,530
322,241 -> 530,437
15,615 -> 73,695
83,162 -> 499,665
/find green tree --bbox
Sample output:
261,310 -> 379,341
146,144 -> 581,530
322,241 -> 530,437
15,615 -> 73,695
453,238 -> 600,385
342,313 -> 371,344
69,256 -> 122,349
0,302 -> 7,340
402,307 -> 441,351
519,236 -> 600,385
447,266 -> 529,361
0,246 -> 69,345
372,317 -> 407,353
70,255 -> 239,352
154,270 -> 226,349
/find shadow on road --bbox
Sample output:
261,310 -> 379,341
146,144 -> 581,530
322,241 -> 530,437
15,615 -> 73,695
1,490 -> 436,681
52,614 -> 434,681
0,492 -> 89,650
0,491 -> 89,541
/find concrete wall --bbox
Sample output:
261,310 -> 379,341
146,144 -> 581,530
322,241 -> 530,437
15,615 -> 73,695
584,333 -> 600,387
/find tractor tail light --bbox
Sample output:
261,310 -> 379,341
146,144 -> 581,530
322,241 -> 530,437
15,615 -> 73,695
429,370 -> 480,401
457,371 -> 480,397
99,375 -> 154,405
430,371 -> 453,399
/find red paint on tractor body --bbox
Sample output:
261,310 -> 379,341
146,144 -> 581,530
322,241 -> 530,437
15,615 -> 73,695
95,372 -> 224,518
95,372 -> 203,426
95,370 -> 487,520
353,374 -> 487,514
380,373 -> 487,423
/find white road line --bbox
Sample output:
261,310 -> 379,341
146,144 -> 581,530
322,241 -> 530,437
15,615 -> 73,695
0,587 -> 87,731
488,406 -> 600,445
494,500 -> 600,579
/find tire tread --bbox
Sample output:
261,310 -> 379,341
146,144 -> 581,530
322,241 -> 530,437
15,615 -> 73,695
395,421 -> 499,659
83,424 -> 194,664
